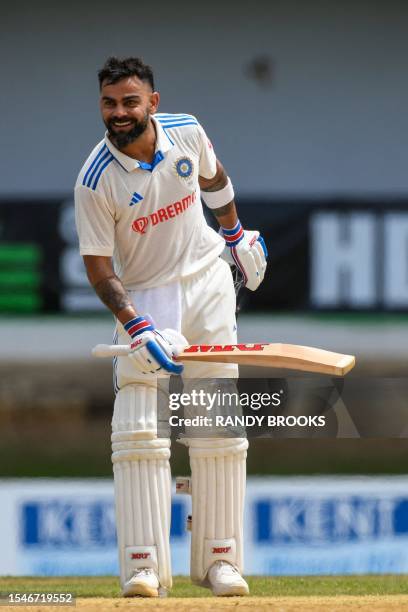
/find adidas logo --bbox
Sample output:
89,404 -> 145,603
129,192 -> 143,206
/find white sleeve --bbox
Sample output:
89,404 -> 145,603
197,123 -> 217,179
75,185 -> 115,256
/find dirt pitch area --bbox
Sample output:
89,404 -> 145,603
4,594 -> 408,612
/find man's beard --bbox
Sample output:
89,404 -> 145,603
106,111 -> 149,149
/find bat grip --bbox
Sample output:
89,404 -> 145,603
92,343 -> 132,357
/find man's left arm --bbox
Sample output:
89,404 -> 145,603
199,159 -> 268,291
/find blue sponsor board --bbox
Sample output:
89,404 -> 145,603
2,477 -> 408,576
13,488 -> 190,576
254,497 -> 408,544
21,499 -> 187,547
22,501 -> 116,548
244,479 -> 408,575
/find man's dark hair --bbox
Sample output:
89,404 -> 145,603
98,56 -> 155,90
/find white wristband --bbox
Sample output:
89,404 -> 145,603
201,177 -> 235,210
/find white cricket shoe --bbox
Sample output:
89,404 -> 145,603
207,561 -> 249,596
122,567 -> 159,597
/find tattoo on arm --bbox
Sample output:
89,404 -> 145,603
93,275 -> 133,316
211,201 -> 235,218
199,159 -> 228,192
200,172 -> 228,192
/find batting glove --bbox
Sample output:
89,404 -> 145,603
124,316 -> 186,375
220,220 -> 268,291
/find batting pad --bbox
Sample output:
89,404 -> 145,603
112,384 -> 172,590
112,383 -> 158,439
187,437 -> 248,584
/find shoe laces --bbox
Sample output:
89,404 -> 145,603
216,561 -> 238,575
134,567 -> 153,578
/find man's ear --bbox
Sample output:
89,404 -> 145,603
150,91 -> 160,114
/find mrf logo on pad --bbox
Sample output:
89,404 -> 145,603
205,539 -> 236,567
212,546 -> 231,554
131,552 -> 151,560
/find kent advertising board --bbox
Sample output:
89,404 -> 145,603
1,477 -> 407,576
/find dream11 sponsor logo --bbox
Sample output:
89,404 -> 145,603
132,190 -> 197,235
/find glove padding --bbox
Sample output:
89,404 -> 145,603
221,226 -> 268,291
124,317 -> 187,376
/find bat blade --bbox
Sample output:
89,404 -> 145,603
178,343 -> 355,376
92,342 -> 355,376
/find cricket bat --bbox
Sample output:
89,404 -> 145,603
92,342 -> 355,376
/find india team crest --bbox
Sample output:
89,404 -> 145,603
174,156 -> 194,179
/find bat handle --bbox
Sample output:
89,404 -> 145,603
92,343 -> 187,360
92,343 -> 132,357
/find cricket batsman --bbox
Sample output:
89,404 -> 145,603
74,56 -> 267,597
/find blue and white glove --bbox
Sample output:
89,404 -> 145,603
124,316 -> 187,376
220,220 -> 268,291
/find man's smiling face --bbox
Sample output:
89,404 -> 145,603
100,76 -> 158,149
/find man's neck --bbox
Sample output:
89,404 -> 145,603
112,119 -> 157,163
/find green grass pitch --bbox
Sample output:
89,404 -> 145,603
0,575 -> 407,598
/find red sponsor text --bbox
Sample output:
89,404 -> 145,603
131,552 -> 151,560
132,190 -> 196,235
212,546 -> 231,554
183,344 -> 268,353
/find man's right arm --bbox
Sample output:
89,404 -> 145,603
76,187 -> 185,374
74,185 -> 137,324
83,255 -> 138,325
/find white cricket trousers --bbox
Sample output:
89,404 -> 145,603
115,256 -> 238,385
111,257 -> 246,592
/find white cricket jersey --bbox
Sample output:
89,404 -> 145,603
74,113 -> 224,289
